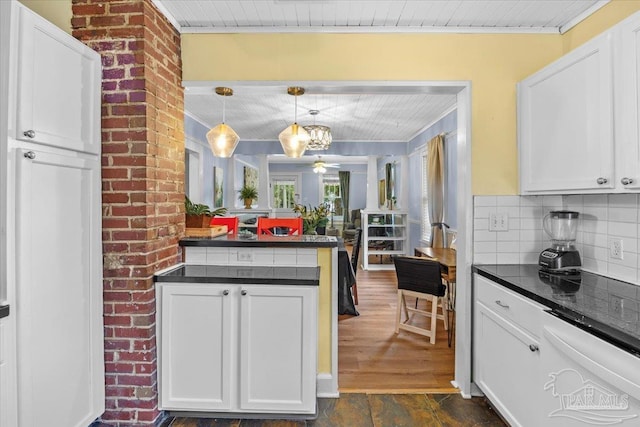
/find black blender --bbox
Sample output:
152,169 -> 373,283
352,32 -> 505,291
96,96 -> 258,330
538,210 -> 581,273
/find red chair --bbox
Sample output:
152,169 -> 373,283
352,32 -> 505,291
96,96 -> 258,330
210,216 -> 239,234
256,217 -> 303,236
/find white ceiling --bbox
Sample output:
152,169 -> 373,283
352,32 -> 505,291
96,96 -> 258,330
155,0 -> 608,34
164,1 -> 608,144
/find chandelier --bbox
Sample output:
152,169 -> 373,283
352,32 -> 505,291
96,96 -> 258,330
304,110 -> 332,150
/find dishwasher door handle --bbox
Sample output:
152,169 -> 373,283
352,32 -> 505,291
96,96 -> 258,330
543,324 -> 640,401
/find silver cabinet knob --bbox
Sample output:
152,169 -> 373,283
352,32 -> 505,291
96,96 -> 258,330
222,290 -> 229,296
529,344 -> 539,352
23,130 -> 36,139
495,300 -> 509,309
241,290 -> 247,296
621,177 -> 634,186
23,151 -> 36,160
596,177 -> 608,185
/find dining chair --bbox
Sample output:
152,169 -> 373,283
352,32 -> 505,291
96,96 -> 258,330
393,256 -> 448,344
210,216 -> 239,234
256,217 -> 303,236
350,228 -> 362,305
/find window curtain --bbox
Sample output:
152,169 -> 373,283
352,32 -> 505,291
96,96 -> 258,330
427,134 -> 447,247
339,171 -> 350,230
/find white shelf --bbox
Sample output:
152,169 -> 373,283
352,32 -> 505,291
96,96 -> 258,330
361,211 -> 408,271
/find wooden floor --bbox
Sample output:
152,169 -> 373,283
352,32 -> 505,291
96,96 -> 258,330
338,249 -> 456,393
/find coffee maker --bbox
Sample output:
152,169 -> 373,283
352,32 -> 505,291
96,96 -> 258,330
538,210 -> 581,273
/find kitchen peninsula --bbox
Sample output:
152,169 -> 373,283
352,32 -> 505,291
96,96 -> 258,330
154,234 -> 340,417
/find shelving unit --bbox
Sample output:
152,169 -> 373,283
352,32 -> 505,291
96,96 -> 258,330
361,210 -> 408,270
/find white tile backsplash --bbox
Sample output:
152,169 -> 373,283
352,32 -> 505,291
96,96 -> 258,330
473,194 -> 640,285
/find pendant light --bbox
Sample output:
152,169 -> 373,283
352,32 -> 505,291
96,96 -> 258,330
279,87 -> 311,158
304,110 -> 332,150
206,87 -> 239,158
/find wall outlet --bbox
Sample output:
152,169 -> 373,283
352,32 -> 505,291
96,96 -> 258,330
489,212 -> 509,231
237,251 -> 253,262
609,238 -> 623,260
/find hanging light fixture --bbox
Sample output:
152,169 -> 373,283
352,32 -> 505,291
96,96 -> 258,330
304,110 -> 332,150
313,160 -> 327,174
279,87 -> 311,158
206,87 -> 239,158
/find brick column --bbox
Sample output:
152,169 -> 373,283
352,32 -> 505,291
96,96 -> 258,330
72,0 -> 184,424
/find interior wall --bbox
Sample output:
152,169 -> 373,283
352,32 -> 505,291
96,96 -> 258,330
182,1 -> 640,196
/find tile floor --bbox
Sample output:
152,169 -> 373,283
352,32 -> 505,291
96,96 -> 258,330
166,393 -> 507,426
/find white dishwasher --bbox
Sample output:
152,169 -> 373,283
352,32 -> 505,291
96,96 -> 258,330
540,311 -> 640,426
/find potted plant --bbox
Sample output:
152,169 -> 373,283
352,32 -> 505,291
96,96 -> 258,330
185,196 -> 227,228
238,185 -> 258,209
293,203 -> 330,235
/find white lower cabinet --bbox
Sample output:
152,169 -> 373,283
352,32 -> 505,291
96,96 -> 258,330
158,282 -> 318,415
473,274 -> 544,427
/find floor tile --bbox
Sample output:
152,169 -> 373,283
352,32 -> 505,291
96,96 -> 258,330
427,394 -> 507,426
311,394 -> 374,427
368,394 -> 441,427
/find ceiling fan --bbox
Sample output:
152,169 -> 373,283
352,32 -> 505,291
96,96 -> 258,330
312,157 -> 340,174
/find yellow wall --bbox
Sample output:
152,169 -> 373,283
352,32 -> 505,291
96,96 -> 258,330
19,0 -> 72,34
182,1 -> 640,195
316,248 -> 332,374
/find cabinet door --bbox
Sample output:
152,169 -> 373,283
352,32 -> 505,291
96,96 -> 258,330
15,148 -> 104,427
239,285 -> 317,414
518,32 -> 614,193
159,284 -> 233,411
13,5 -> 100,154
616,16 -> 640,190
474,301 -> 541,427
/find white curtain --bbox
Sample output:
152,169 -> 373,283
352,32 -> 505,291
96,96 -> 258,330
427,134 -> 447,248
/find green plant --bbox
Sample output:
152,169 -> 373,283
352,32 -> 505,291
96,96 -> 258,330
238,185 -> 258,201
185,196 -> 227,217
293,203 -> 330,234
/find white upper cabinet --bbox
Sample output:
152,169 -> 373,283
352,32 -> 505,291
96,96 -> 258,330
519,11 -> 640,194
615,15 -> 640,190
9,4 -> 101,154
518,32 -> 615,194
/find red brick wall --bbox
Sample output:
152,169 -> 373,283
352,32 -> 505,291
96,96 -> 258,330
72,0 -> 184,424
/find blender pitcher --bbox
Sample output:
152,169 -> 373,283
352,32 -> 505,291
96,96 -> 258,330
539,210 -> 581,272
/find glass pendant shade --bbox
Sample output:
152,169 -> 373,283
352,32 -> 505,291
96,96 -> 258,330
206,123 -> 239,158
208,87 -> 239,158
304,124 -> 332,150
279,123 -> 310,158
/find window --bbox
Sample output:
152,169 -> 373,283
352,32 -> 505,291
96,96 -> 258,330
321,175 -> 342,218
421,153 -> 431,242
271,175 -> 298,209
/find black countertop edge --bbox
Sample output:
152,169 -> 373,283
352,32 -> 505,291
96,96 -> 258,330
473,265 -> 640,357
154,265 -> 321,286
473,267 -> 558,309
0,304 -> 9,319
180,236 -> 338,248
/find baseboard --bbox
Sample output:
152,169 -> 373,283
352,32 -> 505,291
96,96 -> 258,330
316,373 -> 339,398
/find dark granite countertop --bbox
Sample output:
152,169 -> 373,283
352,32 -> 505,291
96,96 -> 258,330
180,234 -> 339,248
474,264 -> 640,357
0,304 -> 9,319
154,264 -> 320,286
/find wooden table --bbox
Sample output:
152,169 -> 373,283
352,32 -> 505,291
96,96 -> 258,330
414,247 -> 456,283
414,247 -> 457,347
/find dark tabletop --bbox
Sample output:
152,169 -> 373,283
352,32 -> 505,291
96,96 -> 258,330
180,234 -> 339,248
474,264 -> 640,357
155,264 -> 320,286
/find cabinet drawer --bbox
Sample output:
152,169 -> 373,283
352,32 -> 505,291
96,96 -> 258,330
475,274 -> 544,337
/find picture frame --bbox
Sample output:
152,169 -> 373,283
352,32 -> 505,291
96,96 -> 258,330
213,166 -> 224,208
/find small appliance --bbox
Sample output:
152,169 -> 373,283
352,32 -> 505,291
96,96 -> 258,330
538,210 -> 581,273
